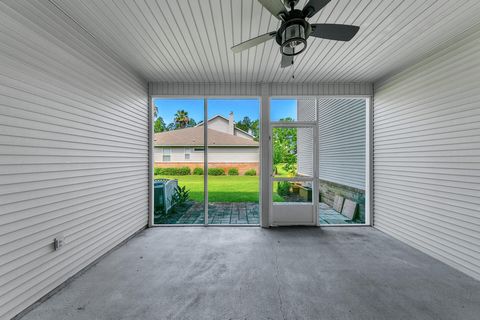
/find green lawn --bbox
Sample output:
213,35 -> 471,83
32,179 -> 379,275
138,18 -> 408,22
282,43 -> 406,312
274,163 -> 297,177
155,175 -> 284,202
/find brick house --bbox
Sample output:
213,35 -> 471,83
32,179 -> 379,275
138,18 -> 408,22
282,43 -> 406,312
154,113 -> 259,174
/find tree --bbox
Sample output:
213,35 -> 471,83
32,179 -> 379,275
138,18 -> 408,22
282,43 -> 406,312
187,118 -> 197,127
153,104 -> 158,119
272,118 -> 297,175
166,122 -> 176,131
174,110 -> 190,129
236,116 -> 252,132
250,119 -> 260,141
154,117 -> 166,133
236,116 -> 260,141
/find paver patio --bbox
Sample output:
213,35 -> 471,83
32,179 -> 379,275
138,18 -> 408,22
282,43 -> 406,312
319,202 -> 357,224
154,202 -> 260,224
155,201 -> 355,225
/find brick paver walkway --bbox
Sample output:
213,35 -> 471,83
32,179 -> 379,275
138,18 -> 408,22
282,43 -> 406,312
155,202 -> 355,225
154,202 -> 260,224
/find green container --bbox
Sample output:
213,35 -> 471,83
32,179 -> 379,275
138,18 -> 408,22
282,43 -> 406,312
154,180 -> 166,215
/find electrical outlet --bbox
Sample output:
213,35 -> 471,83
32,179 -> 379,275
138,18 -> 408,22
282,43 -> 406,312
53,235 -> 65,250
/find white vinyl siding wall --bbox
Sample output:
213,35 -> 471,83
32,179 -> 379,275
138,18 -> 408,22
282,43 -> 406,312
318,99 -> 366,190
373,27 -> 480,280
295,98 -> 366,188
297,98 -> 316,177
149,82 -> 373,96
0,2 -> 148,319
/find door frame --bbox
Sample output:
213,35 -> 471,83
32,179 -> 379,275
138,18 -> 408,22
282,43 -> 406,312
269,120 -> 319,226
268,96 -> 372,227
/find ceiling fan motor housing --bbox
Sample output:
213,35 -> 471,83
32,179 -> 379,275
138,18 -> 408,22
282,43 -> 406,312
276,10 -> 311,56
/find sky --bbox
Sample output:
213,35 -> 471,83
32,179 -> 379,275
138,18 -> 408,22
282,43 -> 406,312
154,98 -> 297,124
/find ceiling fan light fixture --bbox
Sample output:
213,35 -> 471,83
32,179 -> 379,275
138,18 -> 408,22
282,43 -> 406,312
281,23 -> 306,56
232,0 -> 359,69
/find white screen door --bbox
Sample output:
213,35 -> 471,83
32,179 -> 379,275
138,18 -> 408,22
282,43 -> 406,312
269,98 -> 318,226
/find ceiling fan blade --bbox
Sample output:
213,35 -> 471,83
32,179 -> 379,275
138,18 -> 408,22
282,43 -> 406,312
231,31 -> 277,53
302,0 -> 331,18
281,47 -> 294,68
258,0 -> 287,20
310,24 -> 360,41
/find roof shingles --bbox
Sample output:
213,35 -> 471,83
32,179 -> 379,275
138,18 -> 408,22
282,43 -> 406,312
154,127 -> 258,147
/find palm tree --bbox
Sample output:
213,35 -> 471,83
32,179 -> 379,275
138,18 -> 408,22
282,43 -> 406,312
174,109 -> 190,129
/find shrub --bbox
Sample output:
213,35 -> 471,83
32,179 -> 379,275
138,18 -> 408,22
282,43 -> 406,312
244,169 -> 256,176
154,167 -> 191,175
193,167 -> 204,175
170,185 -> 190,212
154,167 -> 162,175
208,168 -> 225,176
227,168 -> 239,176
277,181 -> 291,197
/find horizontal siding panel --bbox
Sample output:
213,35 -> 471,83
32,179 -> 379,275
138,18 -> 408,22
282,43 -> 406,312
149,82 -> 373,96
0,191 -> 146,270
0,90 -> 147,138
0,200 -> 146,285
374,217 -> 480,273
297,99 -> 316,177
373,25 -> 480,280
318,98 -> 366,190
374,217 -> 480,275
149,82 -> 262,96
1,217 -> 146,318
0,2 -> 148,319
0,170 -> 146,198
0,184 -> 146,237
0,192 -> 146,249
1,176 -> 146,218
374,187 -> 479,222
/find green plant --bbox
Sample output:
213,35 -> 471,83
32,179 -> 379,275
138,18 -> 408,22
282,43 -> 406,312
208,168 -> 225,176
228,168 -> 239,176
244,169 -> 256,176
154,167 -> 191,175
170,185 -> 190,209
193,167 -> 204,175
277,181 -> 292,197
272,122 -> 297,175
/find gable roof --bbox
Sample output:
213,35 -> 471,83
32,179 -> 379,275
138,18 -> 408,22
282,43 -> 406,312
154,127 -> 258,147
194,114 -> 226,127
196,114 -> 254,138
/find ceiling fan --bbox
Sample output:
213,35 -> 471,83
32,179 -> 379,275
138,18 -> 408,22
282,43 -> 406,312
231,0 -> 360,68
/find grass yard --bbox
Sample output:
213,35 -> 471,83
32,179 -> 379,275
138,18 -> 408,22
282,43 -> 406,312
155,175 -> 284,202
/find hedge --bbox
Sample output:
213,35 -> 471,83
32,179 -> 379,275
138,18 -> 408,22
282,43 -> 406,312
208,168 -> 225,176
154,167 -> 191,175
227,168 -> 239,176
193,167 -> 204,175
244,169 -> 256,176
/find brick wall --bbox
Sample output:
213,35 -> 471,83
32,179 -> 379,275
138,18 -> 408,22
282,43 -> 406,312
154,162 -> 259,175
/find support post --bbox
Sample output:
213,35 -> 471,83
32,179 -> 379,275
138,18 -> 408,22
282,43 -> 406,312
260,84 -> 271,228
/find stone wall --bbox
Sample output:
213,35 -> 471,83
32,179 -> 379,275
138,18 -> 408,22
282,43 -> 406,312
318,179 -> 365,222
154,162 -> 259,175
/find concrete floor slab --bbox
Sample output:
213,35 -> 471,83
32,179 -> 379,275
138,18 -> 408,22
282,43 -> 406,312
19,227 -> 480,320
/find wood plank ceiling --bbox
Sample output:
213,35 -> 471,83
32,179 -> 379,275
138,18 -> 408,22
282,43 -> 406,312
53,0 -> 480,83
